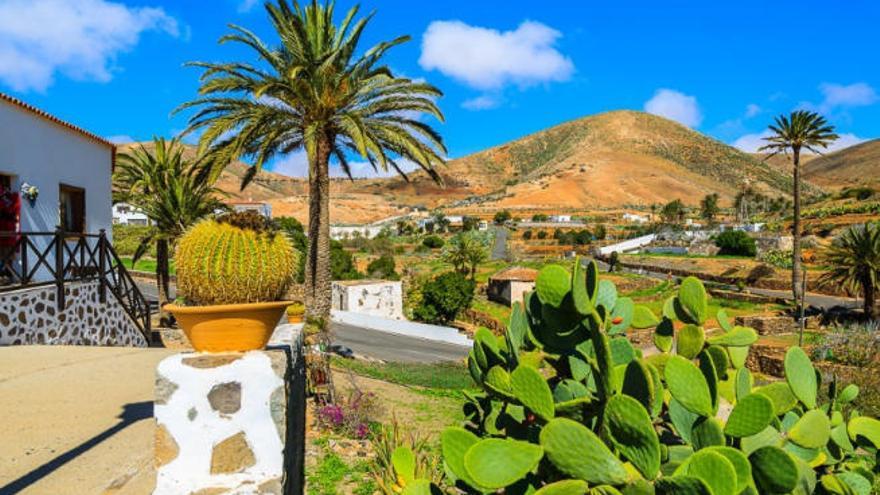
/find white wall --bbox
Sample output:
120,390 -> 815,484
331,281 -> 403,319
0,101 -> 114,237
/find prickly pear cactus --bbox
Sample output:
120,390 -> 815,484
437,258 -> 878,494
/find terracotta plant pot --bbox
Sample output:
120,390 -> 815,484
287,314 -> 304,324
165,300 -> 292,353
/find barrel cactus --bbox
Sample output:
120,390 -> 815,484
437,258 -> 878,495
175,212 -> 298,305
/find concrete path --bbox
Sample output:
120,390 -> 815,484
331,322 -> 469,363
0,345 -> 175,495
491,227 -> 508,260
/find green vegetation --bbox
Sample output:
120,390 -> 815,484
422,235 -> 445,249
700,192 -> 720,224
442,232 -> 490,279
801,201 -> 880,220
111,224 -> 155,258
331,241 -> 362,280
430,260 -> 875,494
120,257 -> 175,274
661,198 -> 686,224
331,358 -> 475,394
413,272 -> 476,325
366,254 -> 399,280
555,229 -> 592,245
493,210 -> 512,225
818,223 -> 880,319
714,230 -> 757,257
175,211 -> 298,305
277,216 -> 307,283
470,297 -> 512,325
308,449 -> 349,495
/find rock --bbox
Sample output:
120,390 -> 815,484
210,431 -> 256,474
155,424 -> 179,467
182,354 -> 243,369
208,382 -> 242,415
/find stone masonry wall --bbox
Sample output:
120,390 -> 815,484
154,326 -> 305,495
0,281 -> 147,347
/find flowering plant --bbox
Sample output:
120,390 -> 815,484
316,388 -> 380,439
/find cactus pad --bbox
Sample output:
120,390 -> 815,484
707,326 -> 757,347
724,393 -> 774,438
604,394 -> 661,479
534,480 -> 590,495
784,347 -> 818,409
511,365 -> 555,421
440,427 -> 480,488
676,325 -> 705,359
847,416 -> 880,449
654,476 -> 713,495
788,409 -> 831,449
571,258 -> 594,317
540,418 -> 628,485
632,304 -> 660,329
691,416 -> 725,450
484,365 -> 515,399
608,297 -> 635,335
678,277 -> 708,325
654,317 -> 674,353
716,308 -> 733,332
755,382 -> 798,416
622,359 -> 654,412
536,265 -> 572,307
675,449 -> 736,495
665,356 -> 714,417
748,446 -> 799,494
392,446 -> 416,484
463,438 -> 543,489
703,446 -> 752,494
596,279 -> 617,311
727,345 -> 749,370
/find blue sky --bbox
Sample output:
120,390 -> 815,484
1,0 -> 878,177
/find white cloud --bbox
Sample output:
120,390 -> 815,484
745,103 -> 762,118
107,134 -> 134,144
462,95 -> 500,111
419,20 -> 574,90
731,130 -> 865,154
819,82 -> 877,108
237,0 -> 260,12
0,0 -> 180,92
644,89 -> 703,127
731,130 -> 773,153
268,152 -> 422,179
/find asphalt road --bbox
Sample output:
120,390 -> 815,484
330,322 -> 469,363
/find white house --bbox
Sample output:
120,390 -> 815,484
112,202 -> 150,225
622,213 -> 649,224
549,214 -> 572,223
330,224 -> 385,240
487,266 -> 538,307
0,92 -> 149,347
331,279 -> 403,319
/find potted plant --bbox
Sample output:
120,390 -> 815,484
165,211 -> 299,352
286,302 -> 305,323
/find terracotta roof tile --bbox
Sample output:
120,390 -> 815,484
490,266 -> 539,282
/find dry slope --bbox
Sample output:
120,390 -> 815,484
802,138 -> 880,190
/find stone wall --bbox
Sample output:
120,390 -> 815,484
154,326 -> 305,495
0,281 -> 147,347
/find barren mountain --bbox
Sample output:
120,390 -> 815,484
802,138 -> 880,190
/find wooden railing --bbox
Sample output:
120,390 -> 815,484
0,230 -> 151,340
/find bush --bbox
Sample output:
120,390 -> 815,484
522,230 -> 533,240
331,240 -> 361,280
536,230 -> 547,240
316,388 -> 381,439
812,321 -> 880,367
531,213 -> 548,222
112,224 -> 156,258
366,254 -> 399,280
593,224 -> 607,240
422,235 -> 444,249
412,272 -> 475,324
493,210 -> 511,225
714,229 -> 757,256
758,248 -> 793,269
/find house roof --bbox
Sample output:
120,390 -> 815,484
490,266 -> 539,282
0,92 -> 116,150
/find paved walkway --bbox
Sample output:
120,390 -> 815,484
0,345 -> 175,495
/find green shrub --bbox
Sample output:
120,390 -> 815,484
366,254 -> 399,280
424,259 -> 877,494
277,216 -> 307,283
331,240 -> 361,280
422,235 -> 445,249
536,230 -> 547,240
112,224 -> 156,258
593,224 -> 607,240
413,272 -> 475,324
758,248 -> 793,269
714,230 -> 757,256
493,210 -> 511,225
522,230 -> 533,240
531,213 -> 549,222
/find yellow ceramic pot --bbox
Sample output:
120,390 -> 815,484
165,300 -> 292,352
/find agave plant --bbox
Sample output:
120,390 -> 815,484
422,258 -> 879,495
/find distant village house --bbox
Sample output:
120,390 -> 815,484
332,279 -> 403,319
487,266 -> 539,307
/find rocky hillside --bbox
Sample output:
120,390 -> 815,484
802,138 -> 880,190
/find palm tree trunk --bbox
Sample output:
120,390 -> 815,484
791,147 -> 805,342
303,132 -> 335,403
864,277 -> 876,320
156,239 -> 171,326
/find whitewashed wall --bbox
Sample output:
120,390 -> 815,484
331,280 -> 403,319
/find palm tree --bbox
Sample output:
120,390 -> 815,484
114,138 -> 225,323
819,223 -> 880,320
176,0 -> 446,328
443,232 -> 489,280
759,110 -> 837,337
700,193 -> 720,224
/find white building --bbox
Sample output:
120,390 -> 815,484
331,280 -> 403,319
487,267 -> 538,307
0,93 -> 114,240
622,213 -> 649,224
112,202 -> 150,225
228,201 -> 272,218
549,214 -> 572,223
330,224 -> 385,240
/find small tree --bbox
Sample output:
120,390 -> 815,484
443,232 -> 489,279
422,235 -> 444,249
819,223 -> 880,320
593,224 -> 607,240
537,230 -> 548,240
715,230 -> 757,257
661,199 -> 686,224
532,213 -> 549,222
277,216 -> 307,283
494,210 -> 512,225
331,241 -> 361,280
522,230 -> 533,240
700,193 -> 720,224
412,271 -> 475,324
366,254 -> 399,280
462,216 -> 479,232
